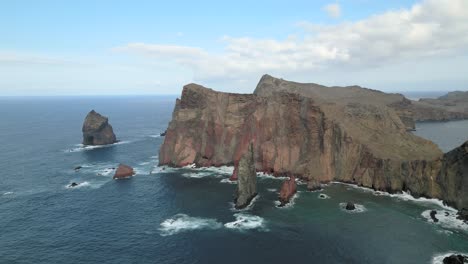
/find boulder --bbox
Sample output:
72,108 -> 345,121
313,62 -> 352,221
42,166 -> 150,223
160,130 -> 167,137
68,182 -> 79,188
307,179 -> 322,191
443,254 -> 467,264
278,176 -> 297,207
457,208 -> 468,222
234,143 -> 257,209
74,166 -> 82,171
113,164 -> 135,179
346,202 -> 356,210
430,210 -> 439,222
82,110 -> 117,146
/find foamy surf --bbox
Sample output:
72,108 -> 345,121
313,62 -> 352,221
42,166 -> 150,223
275,192 -> 300,209
3,192 -> 14,196
318,193 -> 330,199
65,181 -> 91,189
159,214 -> 222,236
333,182 -> 455,211
431,252 -> 468,264
65,141 -> 130,153
339,202 -> 367,213
230,195 -> 260,212
224,213 -> 267,231
257,172 -> 288,180
220,178 -> 237,184
421,210 -> 467,232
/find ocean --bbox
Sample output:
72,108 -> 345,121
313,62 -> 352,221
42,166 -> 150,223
0,96 -> 467,264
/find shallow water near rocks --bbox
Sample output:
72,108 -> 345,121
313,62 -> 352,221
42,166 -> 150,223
0,96 -> 467,264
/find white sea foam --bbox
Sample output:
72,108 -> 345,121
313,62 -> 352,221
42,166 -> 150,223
220,178 -> 237,184
339,202 -> 367,213
332,182 -> 455,211
432,252 -> 468,264
230,195 -> 260,212
159,214 -> 222,236
256,172 -> 288,180
421,210 -> 467,232
267,188 -> 277,192
224,213 -> 267,231
275,192 -> 300,209
318,193 -> 330,199
66,141 -> 130,153
3,192 -> 14,196
149,135 -> 161,138
96,168 -> 115,176
65,181 -> 91,189
181,171 -> 214,178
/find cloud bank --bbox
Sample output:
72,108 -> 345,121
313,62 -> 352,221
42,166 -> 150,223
115,0 -> 468,85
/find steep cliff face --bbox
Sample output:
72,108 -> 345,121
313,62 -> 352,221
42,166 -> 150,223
234,143 -> 257,209
159,76 -> 467,210
82,110 -> 117,145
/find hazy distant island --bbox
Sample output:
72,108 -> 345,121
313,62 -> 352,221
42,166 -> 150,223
159,74 -> 468,218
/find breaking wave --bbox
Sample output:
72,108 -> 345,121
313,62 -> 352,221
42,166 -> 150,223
65,141 -> 130,153
65,181 -> 91,189
220,178 -> 237,184
275,192 -> 300,209
318,193 -> 330,199
3,192 -> 14,196
333,182 -> 455,211
230,195 -> 260,212
339,202 -> 367,213
224,213 -> 267,231
421,210 -> 467,232
159,214 -> 222,236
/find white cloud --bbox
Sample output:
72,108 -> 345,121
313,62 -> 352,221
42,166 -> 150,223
115,0 -> 468,86
323,3 -> 341,18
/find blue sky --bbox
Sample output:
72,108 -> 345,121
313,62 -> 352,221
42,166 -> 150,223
1,0 -> 467,95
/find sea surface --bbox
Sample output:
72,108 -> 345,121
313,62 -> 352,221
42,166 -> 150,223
0,96 -> 467,264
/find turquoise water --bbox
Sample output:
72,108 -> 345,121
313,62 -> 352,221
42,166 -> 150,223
0,96 -> 466,264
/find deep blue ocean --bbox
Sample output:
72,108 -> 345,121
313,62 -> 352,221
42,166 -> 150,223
0,96 -> 467,264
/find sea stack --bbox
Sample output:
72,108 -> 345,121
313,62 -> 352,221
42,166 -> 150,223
113,164 -> 135,179
278,176 -> 297,206
234,143 -> 257,209
82,110 -> 117,145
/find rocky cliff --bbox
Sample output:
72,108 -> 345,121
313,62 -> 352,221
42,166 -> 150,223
82,110 -> 117,145
159,75 -> 467,210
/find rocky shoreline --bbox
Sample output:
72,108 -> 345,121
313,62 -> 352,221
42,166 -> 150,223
158,75 -> 467,215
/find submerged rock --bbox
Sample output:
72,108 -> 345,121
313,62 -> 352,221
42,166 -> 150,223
68,182 -> 79,188
234,143 -> 257,209
430,210 -> 439,223
160,130 -> 167,137
278,176 -> 297,207
113,164 -> 135,179
82,110 -> 117,146
443,254 -> 467,264
345,202 -> 356,210
74,166 -> 82,171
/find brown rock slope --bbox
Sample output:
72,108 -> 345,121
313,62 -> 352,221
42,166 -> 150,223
159,75 -> 467,210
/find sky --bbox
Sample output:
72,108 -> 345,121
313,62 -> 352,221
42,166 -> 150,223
1,0 -> 468,95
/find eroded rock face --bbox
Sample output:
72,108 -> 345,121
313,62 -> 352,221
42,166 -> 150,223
279,176 -> 297,206
234,143 -> 257,209
113,164 -> 134,179
345,202 -> 356,210
82,110 -> 117,145
159,75 -> 468,210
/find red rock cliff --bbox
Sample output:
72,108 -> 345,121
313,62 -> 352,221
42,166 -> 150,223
159,76 -> 467,210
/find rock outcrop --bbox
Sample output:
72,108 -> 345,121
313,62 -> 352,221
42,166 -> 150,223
82,110 -> 117,145
443,254 -> 467,264
278,176 -> 297,206
159,75 -> 468,211
345,202 -> 356,211
234,143 -> 257,209
113,164 -> 135,179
